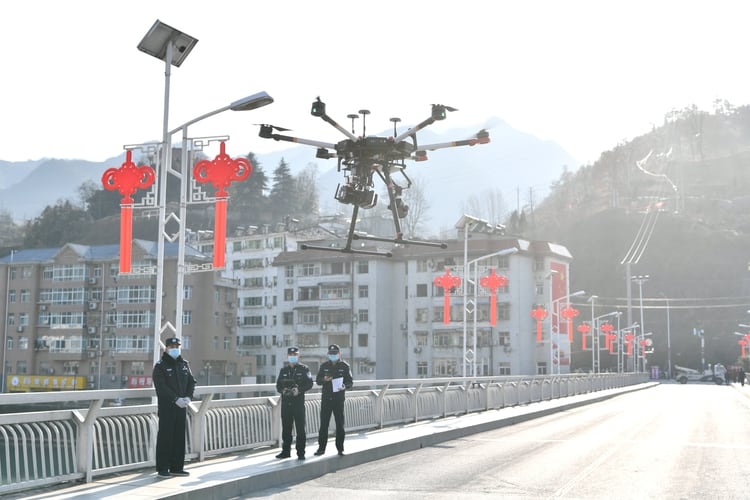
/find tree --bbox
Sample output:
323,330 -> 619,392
294,163 -> 319,223
461,188 -> 508,226
78,180 -> 121,220
401,176 -> 431,238
228,152 -> 271,227
0,209 -> 23,247
23,200 -> 92,247
269,158 -> 298,221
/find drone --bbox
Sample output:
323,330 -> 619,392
258,97 -> 491,257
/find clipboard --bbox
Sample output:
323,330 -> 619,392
332,377 -> 345,392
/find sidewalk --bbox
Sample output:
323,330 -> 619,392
12,383 -> 657,500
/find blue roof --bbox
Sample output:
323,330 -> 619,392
0,239 -> 209,264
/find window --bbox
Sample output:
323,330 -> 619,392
183,310 -> 192,325
498,331 -> 511,346
536,282 -> 545,296
8,290 -> 15,303
224,337 -> 231,350
131,361 -> 146,376
6,337 -> 12,351
417,361 -> 428,377
241,316 -> 263,327
358,285 -> 369,298
415,331 -> 428,347
183,285 -> 193,300
16,360 -> 27,374
299,310 -> 319,325
357,260 -> 369,274
18,336 -> 28,350
20,289 -> 30,303
22,266 -> 32,278
498,362 -> 511,375
358,334 -> 368,347
433,358 -> 457,376
105,362 -> 117,375
537,362 -> 547,375
415,308 -> 428,323
283,312 -> 294,325
241,336 -> 263,347
416,284 -> 428,297
244,296 -> 263,307
299,263 -> 320,277
284,289 -> 294,301
357,309 -> 369,323
497,302 -> 510,321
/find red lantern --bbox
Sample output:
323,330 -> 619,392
600,322 -> 615,351
624,332 -> 635,356
577,322 -> 591,350
739,339 -> 747,358
193,141 -> 252,269
560,305 -> 580,342
433,268 -> 461,324
530,305 -> 548,343
479,269 -> 508,326
101,150 -> 155,273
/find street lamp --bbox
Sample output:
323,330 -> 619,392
467,247 -> 518,378
631,275 -> 649,372
550,290 -> 585,374
587,295 -> 597,372
659,292 -> 672,379
455,214 -> 488,377
138,20 -> 273,367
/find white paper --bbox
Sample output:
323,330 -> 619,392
332,377 -> 345,392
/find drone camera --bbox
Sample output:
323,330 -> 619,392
415,150 -> 428,162
311,97 -> 326,117
335,184 -> 378,209
316,148 -> 332,160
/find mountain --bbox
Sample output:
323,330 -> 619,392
0,119 -> 578,232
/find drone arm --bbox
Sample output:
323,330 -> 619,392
416,129 -> 491,152
319,114 -> 358,141
260,130 -> 337,151
393,116 -> 436,143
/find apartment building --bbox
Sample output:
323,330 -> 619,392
0,240 -> 249,392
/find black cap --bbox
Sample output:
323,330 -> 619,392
287,346 -> 299,355
327,344 -> 340,354
164,337 -> 181,347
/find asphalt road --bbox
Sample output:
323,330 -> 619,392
241,382 -> 750,499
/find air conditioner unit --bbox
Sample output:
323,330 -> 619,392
88,301 -> 98,310
320,324 -> 327,331
88,326 -> 97,334
39,304 -> 48,311
400,323 -> 407,330
88,277 -> 97,285
88,352 -> 96,358
103,326 -> 111,333
16,326 -> 24,333
413,347 -> 422,354
276,341 -> 283,347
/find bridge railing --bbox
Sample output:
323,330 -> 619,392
0,372 -> 647,495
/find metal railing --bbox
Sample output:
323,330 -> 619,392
0,372 -> 647,495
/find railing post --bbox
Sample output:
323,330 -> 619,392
193,393 -> 214,461
376,384 -> 389,429
74,398 -> 103,483
414,384 -> 423,423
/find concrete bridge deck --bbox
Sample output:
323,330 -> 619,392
11,382 -> 657,500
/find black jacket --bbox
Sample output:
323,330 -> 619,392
152,353 -> 197,407
316,360 -> 353,401
276,363 -> 314,400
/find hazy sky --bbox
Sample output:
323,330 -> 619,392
2,0 -> 748,166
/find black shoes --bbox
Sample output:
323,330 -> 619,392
171,470 -> 190,476
157,470 -> 171,478
313,449 -> 325,456
338,450 -> 345,456
275,452 -> 291,459
297,454 -> 305,460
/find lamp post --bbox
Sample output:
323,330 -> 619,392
631,275 -> 649,372
455,214 -> 487,377
587,295 -> 597,372
550,290 -> 585,374
138,20 -> 272,367
468,247 -> 518,378
659,292 -> 672,379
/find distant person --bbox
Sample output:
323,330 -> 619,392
152,337 -> 196,478
739,367 -> 746,387
314,344 -> 353,456
275,346 -> 314,460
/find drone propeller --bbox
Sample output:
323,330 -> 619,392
255,124 -> 291,132
430,104 -> 458,121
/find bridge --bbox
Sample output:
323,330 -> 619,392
1,373 -> 649,499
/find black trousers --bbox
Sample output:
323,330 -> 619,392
318,397 -> 345,452
281,398 -> 307,455
155,405 -> 187,472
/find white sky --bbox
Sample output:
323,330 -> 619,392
2,0 -> 749,165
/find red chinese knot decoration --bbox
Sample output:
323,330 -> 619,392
577,322 -> 591,350
479,269 -> 508,326
193,141 -> 252,269
433,268 -> 461,325
600,322 -> 615,352
101,150 -> 155,273
624,332 -> 636,356
560,305 -> 580,342
739,339 -> 747,358
530,305 -> 548,343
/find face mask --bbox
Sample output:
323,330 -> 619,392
328,354 -> 339,362
287,356 -> 298,364
167,348 -> 181,359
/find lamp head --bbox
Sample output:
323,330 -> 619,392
230,91 -> 274,111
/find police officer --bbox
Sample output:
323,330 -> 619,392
275,346 -> 314,459
152,337 -> 196,478
314,344 -> 353,456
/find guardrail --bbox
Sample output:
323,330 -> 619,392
0,372 -> 647,495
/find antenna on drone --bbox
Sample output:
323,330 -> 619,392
390,117 -> 401,137
347,114 -> 359,134
359,109 -> 370,137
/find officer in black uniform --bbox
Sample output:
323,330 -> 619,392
314,344 -> 353,456
275,346 -> 314,459
152,337 -> 196,478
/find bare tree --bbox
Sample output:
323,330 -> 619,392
461,188 -> 508,225
401,176 -> 431,238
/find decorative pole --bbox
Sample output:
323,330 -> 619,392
433,268 -> 461,325
739,339 -> 747,358
479,269 -> 508,326
101,150 -> 155,273
577,322 -> 591,350
193,141 -> 252,268
531,305 -> 548,343
560,305 -> 580,342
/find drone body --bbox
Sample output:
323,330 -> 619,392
258,97 -> 490,256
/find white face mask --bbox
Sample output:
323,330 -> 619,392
287,356 -> 298,364
328,354 -> 339,362
167,348 -> 181,359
